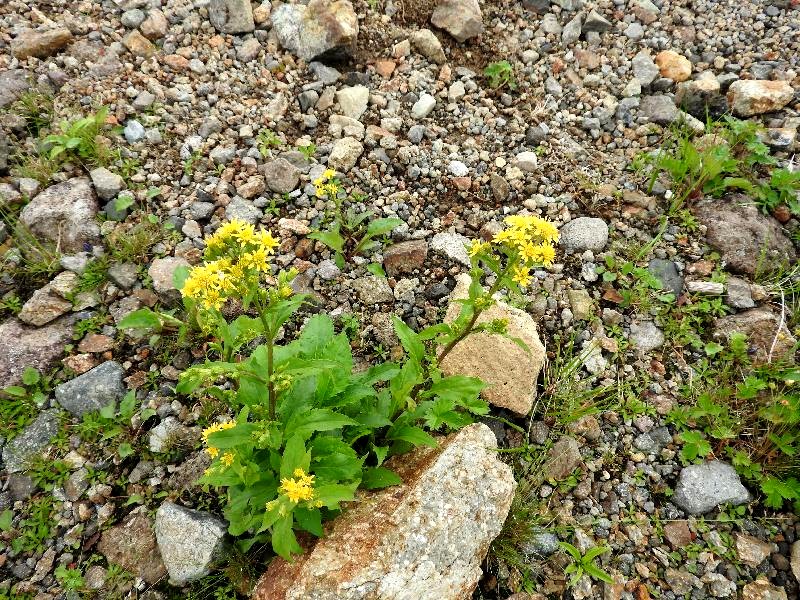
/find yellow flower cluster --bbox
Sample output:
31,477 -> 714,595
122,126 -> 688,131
181,219 -> 280,310
469,214 -> 559,288
313,168 -> 339,199
278,468 -> 316,503
202,421 -> 236,459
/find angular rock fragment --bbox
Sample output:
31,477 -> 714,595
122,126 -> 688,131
253,423 -> 515,600
431,0 -> 484,43
271,0 -> 358,61
440,275 -> 546,415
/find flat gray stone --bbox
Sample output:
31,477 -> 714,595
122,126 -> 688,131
55,360 -> 126,417
672,461 -> 750,515
2,410 -> 60,473
208,0 -> 255,34
559,217 -> 609,252
155,502 -> 227,585
430,232 -> 471,266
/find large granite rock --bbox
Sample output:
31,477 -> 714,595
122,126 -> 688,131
439,274 -> 546,415
727,80 -> 794,117
155,502 -> 227,585
252,423 -> 516,600
97,511 -> 167,584
0,69 -> 31,108
0,317 -> 73,388
271,0 -> 358,61
695,199 -> 797,277
55,361 -> 126,417
672,461 -> 750,515
18,177 -> 100,254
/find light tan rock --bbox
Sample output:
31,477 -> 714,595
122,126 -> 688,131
252,423 -> 516,600
791,540 -> 800,584
727,80 -> 794,116
440,274 -> 546,415
742,579 -> 788,600
11,27 -> 73,60
655,50 -> 692,82
18,284 -> 73,327
123,30 -> 156,58
735,533 -> 773,567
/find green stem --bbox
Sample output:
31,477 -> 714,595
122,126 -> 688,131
256,297 -> 277,421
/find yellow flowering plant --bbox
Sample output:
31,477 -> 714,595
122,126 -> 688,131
309,170 -> 402,268
175,214 -> 558,562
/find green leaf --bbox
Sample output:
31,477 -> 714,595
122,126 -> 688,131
99,401 -> 116,420
118,393 -> 136,421
760,477 -> 798,509
366,262 -> 386,278
361,467 -> 402,490
21,367 -> 40,387
315,482 -> 358,509
388,425 -> 437,448
392,316 -> 425,364
280,433 -> 311,480
207,422 -> 258,449
366,217 -> 403,237
294,506 -> 323,537
117,308 -> 163,331
703,341 -> 723,356
584,563 -> 613,584
1,385 -> 27,398
272,514 -> 302,560
309,229 -> 345,253
117,442 -> 134,458
114,194 -> 136,213
0,509 -> 12,531
284,409 -> 358,440
679,430 -> 711,462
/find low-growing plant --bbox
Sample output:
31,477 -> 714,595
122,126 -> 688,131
174,215 -> 558,559
54,565 -> 84,591
0,367 -> 52,441
43,106 -> 114,167
11,496 -> 56,554
484,61 -> 517,91
559,541 -> 613,587
635,116 -> 800,218
257,129 -> 282,157
74,391 -> 148,459
309,170 -> 402,268
297,143 -> 316,160
669,333 -> 800,511
8,88 -> 54,137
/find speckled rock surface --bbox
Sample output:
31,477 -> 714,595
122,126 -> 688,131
253,423 -> 516,600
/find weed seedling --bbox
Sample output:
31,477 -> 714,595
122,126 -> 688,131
559,542 -> 613,586
484,61 -> 517,91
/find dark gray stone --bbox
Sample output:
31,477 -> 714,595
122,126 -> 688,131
55,361 -> 126,417
2,410 -> 60,473
648,259 -> 683,296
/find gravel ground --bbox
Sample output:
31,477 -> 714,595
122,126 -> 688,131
0,0 -> 799,598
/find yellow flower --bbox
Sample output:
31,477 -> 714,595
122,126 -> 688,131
468,240 -> 489,257
324,182 -> 339,198
221,452 -> 235,467
241,248 -> 270,272
202,420 -> 236,442
315,185 -> 326,198
323,168 -> 336,179
278,468 -> 315,503
512,265 -> 532,287
256,230 -> 279,253
206,446 -> 219,459
279,285 -> 293,298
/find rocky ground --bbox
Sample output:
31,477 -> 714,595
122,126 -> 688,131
0,0 -> 799,599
